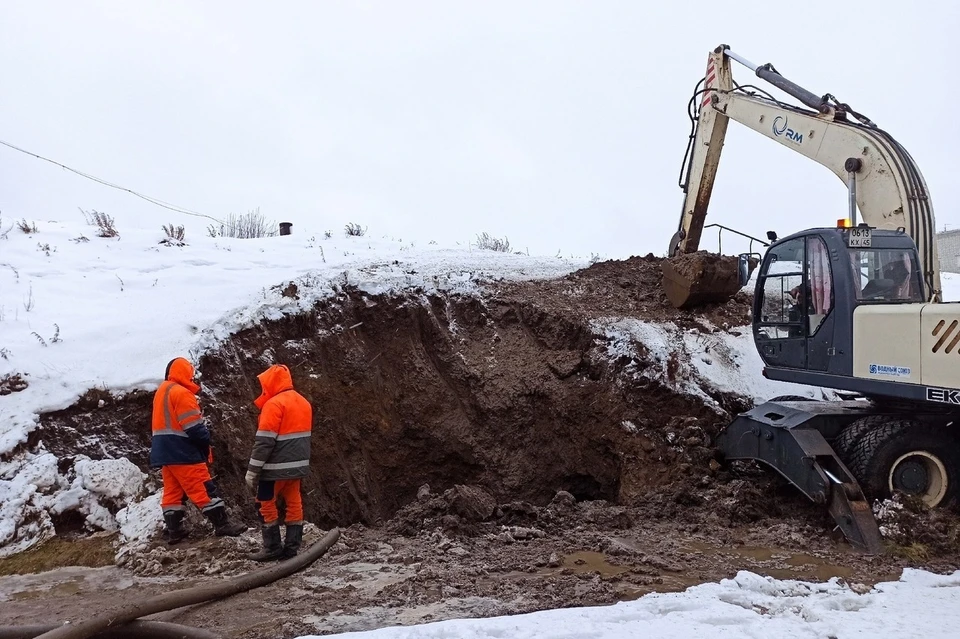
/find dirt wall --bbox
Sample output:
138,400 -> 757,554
35,255 -> 752,532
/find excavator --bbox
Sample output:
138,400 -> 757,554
663,44 -> 959,554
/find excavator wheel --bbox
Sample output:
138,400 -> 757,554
845,418 -> 960,509
831,415 -> 891,463
661,251 -> 746,309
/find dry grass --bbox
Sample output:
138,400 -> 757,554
207,208 -> 277,239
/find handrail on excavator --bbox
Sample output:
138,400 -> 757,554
703,223 -> 770,256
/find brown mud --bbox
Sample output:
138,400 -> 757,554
3,254 -> 960,638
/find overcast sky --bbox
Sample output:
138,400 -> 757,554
1,1 -> 956,259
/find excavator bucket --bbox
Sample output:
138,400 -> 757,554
661,251 -> 748,309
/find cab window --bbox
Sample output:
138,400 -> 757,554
848,248 -> 923,302
757,237 -> 804,339
805,235 -> 833,335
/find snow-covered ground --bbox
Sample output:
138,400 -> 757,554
300,568 -> 960,639
3,213 -> 960,635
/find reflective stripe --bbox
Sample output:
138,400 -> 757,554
263,460 -> 309,470
255,430 -> 278,440
248,458 -> 266,468
162,382 -> 175,431
178,409 -> 200,422
162,505 -> 185,513
200,498 -> 224,512
153,429 -> 189,438
182,416 -> 203,429
276,432 -> 311,441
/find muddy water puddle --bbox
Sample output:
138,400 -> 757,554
679,540 -> 858,582
521,539 -> 884,603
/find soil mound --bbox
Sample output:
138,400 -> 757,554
28,255 -> 750,542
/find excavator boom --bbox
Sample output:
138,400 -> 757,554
667,45 -> 941,305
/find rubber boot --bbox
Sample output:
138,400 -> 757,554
281,523 -> 304,559
203,504 -> 247,537
163,510 -> 189,545
248,524 -> 284,562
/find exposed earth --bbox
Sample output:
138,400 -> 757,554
2,253 -> 959,638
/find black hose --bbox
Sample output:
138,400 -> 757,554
30,528 -> 340,639
0,621 -> 220,639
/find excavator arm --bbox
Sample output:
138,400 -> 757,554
668,44 -> 941,304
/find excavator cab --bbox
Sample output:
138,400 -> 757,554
750,224 -> 924,377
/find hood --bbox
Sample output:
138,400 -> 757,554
254,364 -> 293,410
165,357 -> 200,394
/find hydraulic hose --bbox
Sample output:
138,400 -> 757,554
0,621 -> 220,639
30,528 -> 340,639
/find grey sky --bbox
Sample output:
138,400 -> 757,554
2,1 -> 956,259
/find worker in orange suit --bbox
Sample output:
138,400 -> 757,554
244,363 -> 313,561
150,357 -> 246,544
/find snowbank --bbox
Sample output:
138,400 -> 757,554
0,451 -> 146,558
298,568 -> 960,639
594,318 -> 825,409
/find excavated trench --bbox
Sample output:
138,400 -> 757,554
34,255 -> 750,532
12,255 -> 960,637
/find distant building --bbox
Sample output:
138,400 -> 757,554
937,229 -> 960,274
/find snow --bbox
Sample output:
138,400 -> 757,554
115,492 -> 163,549
0,452 -> 146,557
594,318 -> 825,408
297,568 -> 960,639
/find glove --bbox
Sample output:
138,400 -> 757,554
245,470 -> 259,492
207,446 -> 214,464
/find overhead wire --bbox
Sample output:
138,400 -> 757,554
0,138 -> 225,225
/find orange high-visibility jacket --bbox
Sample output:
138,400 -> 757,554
247,364 -> 313,481
149,357 -> 210,468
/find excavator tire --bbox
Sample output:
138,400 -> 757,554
832,415 -> 893,463
846,419 -> 960,509
661,251 -> 744,309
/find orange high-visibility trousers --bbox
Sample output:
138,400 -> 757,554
256,479 -> 303,525
161,463 -> 223,513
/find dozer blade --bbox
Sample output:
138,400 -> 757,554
661,251 -> 744,309
717,401 -> 884,555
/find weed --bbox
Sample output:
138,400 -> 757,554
161,223 -> 186,247
80,209 -> 118,237
474,232 -> 511,252
206,207 -> 277,239
0,211 -> 13,239
345,223 -> 367,237
1,263 -> 19,282
17,218 -> 38,234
